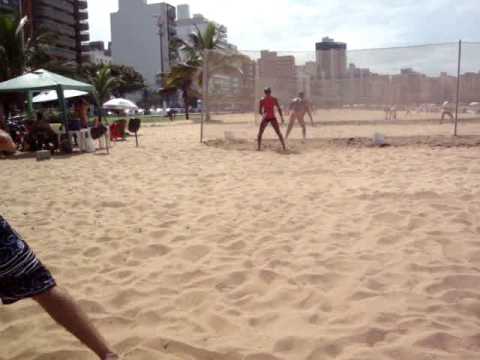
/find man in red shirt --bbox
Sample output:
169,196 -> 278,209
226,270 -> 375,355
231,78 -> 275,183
257,87 -> 286,151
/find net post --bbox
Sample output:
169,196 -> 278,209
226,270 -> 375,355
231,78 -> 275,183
454,40 -> 462,136
253,59 -> 258,124
200,50 -> 207,143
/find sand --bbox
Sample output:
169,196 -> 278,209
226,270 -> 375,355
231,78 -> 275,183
1,119 -> 480,360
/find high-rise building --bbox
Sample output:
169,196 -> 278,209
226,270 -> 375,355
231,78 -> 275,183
315,37 -> 347,79
257,50 -> 297,103
22,0 -> 90,65
176,4 -> 190,20
111,0 -> 176,88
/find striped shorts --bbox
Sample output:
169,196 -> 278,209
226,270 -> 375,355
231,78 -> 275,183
0,216 -> 56,305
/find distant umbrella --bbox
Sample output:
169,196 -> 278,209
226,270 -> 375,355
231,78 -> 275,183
103,98 -> 138,111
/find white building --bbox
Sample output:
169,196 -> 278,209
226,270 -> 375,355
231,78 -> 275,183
89,41 -> 112,65
175,4 -> 235,51
111,0 -> 176,87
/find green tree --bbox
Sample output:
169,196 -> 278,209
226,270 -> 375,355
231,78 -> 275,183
0,14 -> 54,116
79,63 -> 145,97
90,65 -> 117,123
0,14 -> 53,81
163,55 -> 202,120
166,22 -> 245,120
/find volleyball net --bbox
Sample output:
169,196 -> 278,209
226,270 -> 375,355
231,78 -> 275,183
200,41 -> 480,146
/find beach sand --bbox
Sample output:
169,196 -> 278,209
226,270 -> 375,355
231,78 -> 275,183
1,119 -> 480,359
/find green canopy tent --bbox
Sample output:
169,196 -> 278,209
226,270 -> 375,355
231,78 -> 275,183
0,69 -> 94,151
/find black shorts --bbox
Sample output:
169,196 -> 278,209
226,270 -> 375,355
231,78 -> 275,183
0,216 -> 56,305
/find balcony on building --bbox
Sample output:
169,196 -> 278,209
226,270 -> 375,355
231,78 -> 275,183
77,0 -> 88,11
38,0 -> 75,14
36,7 -> 75,24
79,33 -> 90,42
77,22 -> 89,31
78,11 -> 88,21
81,44 -> 91,53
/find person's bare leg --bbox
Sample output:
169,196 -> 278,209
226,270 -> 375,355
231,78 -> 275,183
257,120 -> 268,151
33,287 -> 118,360
298,115 -> 306,140
271,120 -> 287,151
285,113 -> 296,140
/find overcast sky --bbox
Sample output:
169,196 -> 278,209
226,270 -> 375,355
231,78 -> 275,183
89,0 -> 480,50
89,0 -> 480,74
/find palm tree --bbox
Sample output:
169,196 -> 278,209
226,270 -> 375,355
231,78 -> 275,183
173,22 -> 247,120
163,55 -> 202,120
91,65 -> 117,123
0,14 -> 24,81
0,14 -> 52,82
0,14 -> 54,117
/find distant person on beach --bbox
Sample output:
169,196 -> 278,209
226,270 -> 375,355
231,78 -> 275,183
441,101 -> 454,122
0,216 -> 118,360
257,87 -> 286,151
384,106 -> 397,121
285,92 -> 314,140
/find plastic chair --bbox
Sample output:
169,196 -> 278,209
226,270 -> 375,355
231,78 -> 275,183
128,118 -> 141,147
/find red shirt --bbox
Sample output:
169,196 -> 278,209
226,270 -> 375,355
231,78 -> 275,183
260,96 -> 278,119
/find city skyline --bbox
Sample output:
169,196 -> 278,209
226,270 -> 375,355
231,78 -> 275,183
88,0 -> 480,52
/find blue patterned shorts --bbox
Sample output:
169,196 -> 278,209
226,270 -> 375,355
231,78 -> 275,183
0,216 -> 56,305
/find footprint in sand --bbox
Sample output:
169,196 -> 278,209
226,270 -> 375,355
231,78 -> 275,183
180,245 -> 211,262
132,244 -> 171,259
414,332 -> 463,352
244,353 -> 283,360
426,275 -> 480,294
82,246 -> 102,258
99,201 -> 126,208
273,336 -> 310,353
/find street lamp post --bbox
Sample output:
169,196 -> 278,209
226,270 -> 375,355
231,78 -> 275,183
156,16 -> 167,112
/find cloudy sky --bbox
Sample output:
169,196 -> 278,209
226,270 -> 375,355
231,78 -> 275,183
90,0 -> 480,50
89,0 -> 480,74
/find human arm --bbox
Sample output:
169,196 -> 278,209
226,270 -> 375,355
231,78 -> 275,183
259,99 -> 264,116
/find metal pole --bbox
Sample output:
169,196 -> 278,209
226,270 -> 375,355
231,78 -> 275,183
200,50 -> 207,143
57,85 -> 73,153
157,17 -> 167,113
454,40 -> 462,136
253,61 -> 258,124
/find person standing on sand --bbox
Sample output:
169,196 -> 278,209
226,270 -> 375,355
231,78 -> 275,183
0,216 -> 118,360
257,87 -> 286,151
285,92 -> 314,140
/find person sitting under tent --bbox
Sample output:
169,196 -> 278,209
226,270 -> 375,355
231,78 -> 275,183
0,129 -> 16,155
24,112 -> 59,153
0,215 -> 119,360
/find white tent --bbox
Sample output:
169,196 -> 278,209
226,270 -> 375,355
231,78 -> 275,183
32,89 -> 88,103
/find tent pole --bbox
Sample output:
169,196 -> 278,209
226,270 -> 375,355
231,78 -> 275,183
200,50 -> 207,143
57,85 -> 72,153
27,91 -> 33,117
454,40 -> 462,137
